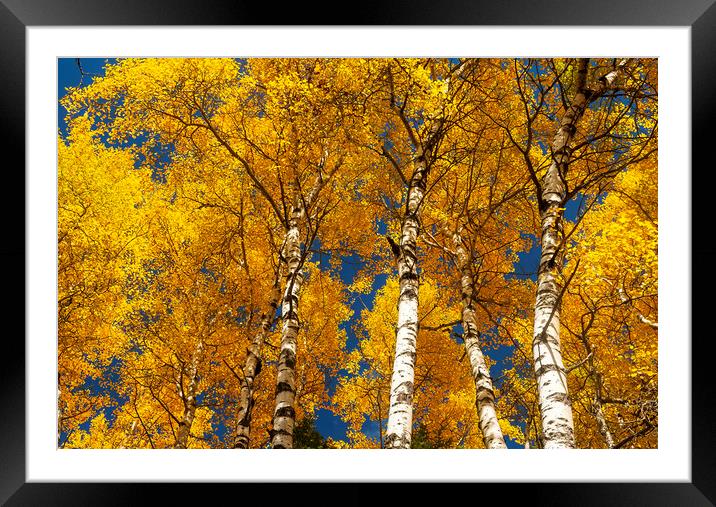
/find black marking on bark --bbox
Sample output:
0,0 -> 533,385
275,406 -> 296,419
275,381 -> 294,394
396,350 -> 416,360
269,428 -> 293,437
285,321 -> 300,332
400,289 -> 418,301
284,311 -> 299,321
396,392 -> 412,404
533,332 -> 551,344
399,271 -> 419,283
385,433 -> 410,449
402,248 -> 417,261
237,396 -> 255,426
386,235 -> 401,259
534,363 -> 566,378
394,381 -> 414,402
384,434 -> 400,448
282,351 -> 296,370
475,388 -> 496,403
546,391 -> 572,406
536,285 -> 558,296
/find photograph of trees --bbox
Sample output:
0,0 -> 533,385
57,57 -> 657,449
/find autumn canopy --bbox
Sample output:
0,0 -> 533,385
58,57 -> 657,450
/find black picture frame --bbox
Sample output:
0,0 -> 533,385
6,1 -> 715,505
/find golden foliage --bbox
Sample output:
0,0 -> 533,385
58,57 -> 658,449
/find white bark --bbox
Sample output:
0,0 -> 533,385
270,204 -> 304,449
384,63 -> 462,448
532,59 -> 628,449
452,229 -> 506,449
576,325 -> 616,449
270,170 -> 328,449
234,273 -> 282,449
531,60 -> 589,450
593,394 -> 615,448
385,149 -> 430,449
533,190 -> 575,449
174,338 -> 204,449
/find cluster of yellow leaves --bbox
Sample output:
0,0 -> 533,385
58,116 -> 153,439
560,157 -> 658,449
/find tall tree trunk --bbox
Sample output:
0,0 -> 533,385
174,338 -> 204,449
593,394 -> 615,449
384,146 -> 431,449
269,170 -> 328,449
533,165 -> 574,449
577,328 -> 615,448
382,62 -> 467,448
533,58 -> 627,449
234,269 -> 283,449
270,200 -> 305,449
452,229 -> 507,449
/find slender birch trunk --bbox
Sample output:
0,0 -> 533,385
383,62 -> 464,448
577,327 -> 616,448
532,59 -> 627,449
174,338 -> 204,449
234,270 -> 283,449
452,229 -> 507,449
270,200 -> 305,449
593,394 -> 615,448
533,164 -> 574,448
384,147 -> 431,449
270,170 -> 328,449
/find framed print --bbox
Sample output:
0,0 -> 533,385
6,0 -> 716,504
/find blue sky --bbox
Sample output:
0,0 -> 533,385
58,58 -> 588,449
